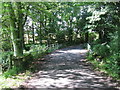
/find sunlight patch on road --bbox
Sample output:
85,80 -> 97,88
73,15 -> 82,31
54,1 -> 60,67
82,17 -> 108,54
66,49 -> 88,54
27,77 -> 72,88
51,49 -> 88,56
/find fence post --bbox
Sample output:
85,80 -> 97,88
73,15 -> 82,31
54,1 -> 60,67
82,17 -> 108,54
87,43 -> 90,50
87,43 -> 92,53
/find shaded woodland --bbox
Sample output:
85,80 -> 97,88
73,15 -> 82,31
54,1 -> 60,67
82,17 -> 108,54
0,2 -> 120,80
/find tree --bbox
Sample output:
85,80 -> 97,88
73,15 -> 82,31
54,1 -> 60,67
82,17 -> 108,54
4,2 -> 29,56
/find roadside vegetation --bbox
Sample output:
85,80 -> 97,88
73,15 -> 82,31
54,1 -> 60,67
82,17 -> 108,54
0,2 -> 120,88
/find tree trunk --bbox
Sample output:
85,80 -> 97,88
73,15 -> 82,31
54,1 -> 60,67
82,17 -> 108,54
85,32 -> 89,43
39,23 -> 42,44
98,30 -> 103,43
68,16 -> 73,43
8,3 -> 23,56
26,29 -> 29,44
32,23 -> 35,44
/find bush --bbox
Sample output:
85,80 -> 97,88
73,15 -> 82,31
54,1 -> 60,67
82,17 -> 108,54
56,30 -> 66,44
87,32 -> 120,79
0,51 -> 13,72
29,44 -> 61,59
105,54 -> 120,78
2,53 -> 33,78
3,67 -> 21,78
89,32 -> 98,42
12,53 -> 33,70
29,45 -> 48,59
92,43 -> 110,57
2,44 -> 61,78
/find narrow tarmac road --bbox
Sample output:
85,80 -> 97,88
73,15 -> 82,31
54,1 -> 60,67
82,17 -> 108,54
20,45 -> 120,90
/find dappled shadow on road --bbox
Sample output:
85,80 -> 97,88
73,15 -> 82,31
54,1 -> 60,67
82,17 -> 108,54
25,70 -> 112,88
20,45 -> 119,89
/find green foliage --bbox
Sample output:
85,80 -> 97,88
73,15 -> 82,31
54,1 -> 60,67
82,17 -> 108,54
2,53 -> 33,78
1,2 -> 120,80
86,2 -> 120,79
88,54 -> 120,78
92,43 -> 110,57
88,31 -> 120,79
3,67 -> 21,78
89,32 -> 98,42
104,54 -> 120,77
29,45 -> 48,58
56,30 -> 66,44
0,51 -> 13,72
109,32 -> 118,54
0,40 -> 12,51
87,53 -> 94,61
29,44 -> 60,59
12,53 -> 33,69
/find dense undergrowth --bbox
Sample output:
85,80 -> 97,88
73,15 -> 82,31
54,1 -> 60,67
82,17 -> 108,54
0,44 -> 64,88
1,2 -> 120,89
0,44 -> 62,77
87,32 -> 120,79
